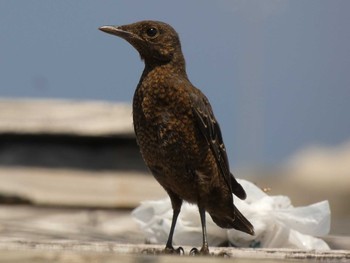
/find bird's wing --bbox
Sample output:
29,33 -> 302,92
190,91 -> 246,200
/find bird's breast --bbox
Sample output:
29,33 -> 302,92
132,82 -> 204,169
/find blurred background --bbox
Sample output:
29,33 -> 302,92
0,0 -> 349,249
1,0 -> 350,166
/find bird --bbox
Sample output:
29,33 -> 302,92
99,20 -> 254,255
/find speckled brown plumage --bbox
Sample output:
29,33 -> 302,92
99,20 -> 254,255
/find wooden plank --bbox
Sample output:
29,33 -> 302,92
0,99 -> 134,137
0,205 -> 349,262
0,205 -> 349,250
0,167 -> 165,208
0,240 -> 349,262
0,205 -> 143,243
0,250 -> 263,263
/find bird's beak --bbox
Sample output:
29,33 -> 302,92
99,25 -> 133,39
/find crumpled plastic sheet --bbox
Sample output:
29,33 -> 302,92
132,179 -> 330,249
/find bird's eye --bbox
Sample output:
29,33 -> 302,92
146,27 -> 158,38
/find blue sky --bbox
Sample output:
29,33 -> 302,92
1,1 -> 349,167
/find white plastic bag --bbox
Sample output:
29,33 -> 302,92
227,180 -> 330,249
132,179 -> 330,249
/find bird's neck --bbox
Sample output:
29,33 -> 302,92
143,51 -> 187,78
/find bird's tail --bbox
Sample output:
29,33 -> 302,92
210,206 -> 254,235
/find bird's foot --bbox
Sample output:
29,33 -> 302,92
163,246 -> 184,255
190,246 -> 209,256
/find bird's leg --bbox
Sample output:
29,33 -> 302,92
190,205 -> 209,255
163,193 -> 184,255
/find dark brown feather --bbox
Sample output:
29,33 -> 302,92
190,92 -> 246,200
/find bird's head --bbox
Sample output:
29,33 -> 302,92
99,20 -> 184,66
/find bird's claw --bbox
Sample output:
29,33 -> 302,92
163,246 -> 184,255
190,246 -> 209,256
